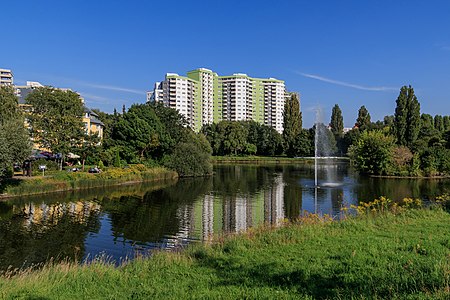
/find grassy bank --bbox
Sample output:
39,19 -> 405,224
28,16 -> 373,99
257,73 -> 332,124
0,207 -> 448,299
213,155 -> 312,164
0,165 -> 178,198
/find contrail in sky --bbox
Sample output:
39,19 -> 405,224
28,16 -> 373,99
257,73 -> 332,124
297,72 -> 397,92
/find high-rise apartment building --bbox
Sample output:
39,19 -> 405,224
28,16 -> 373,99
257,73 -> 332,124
150,68 -> 290,133
0,68 -> 13,86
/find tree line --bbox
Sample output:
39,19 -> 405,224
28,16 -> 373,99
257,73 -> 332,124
0,86 -> 212,178
1,84 -> 449,178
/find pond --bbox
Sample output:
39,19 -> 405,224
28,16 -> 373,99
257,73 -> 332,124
1,161 -> 449,271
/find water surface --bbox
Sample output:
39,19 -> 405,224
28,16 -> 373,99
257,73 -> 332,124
1,162 -> 448,270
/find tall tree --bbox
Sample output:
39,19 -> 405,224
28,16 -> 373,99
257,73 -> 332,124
0,86 -> 31,177
330,104 -> 344,136
443,116 -> 450,131
434,115 -> 444,132
405,88 -> 421,148
26,87 -> 85,162
355,106 -> 371,129
282,93 -> 302,157
393,86 -> 420,148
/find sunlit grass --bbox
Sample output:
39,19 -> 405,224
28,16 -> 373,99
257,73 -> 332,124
0,203 -> 448,299
0,165 -> 178,197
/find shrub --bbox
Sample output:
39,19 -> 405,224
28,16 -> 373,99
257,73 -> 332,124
348,130 -> 395,175
164,133 -> 212,177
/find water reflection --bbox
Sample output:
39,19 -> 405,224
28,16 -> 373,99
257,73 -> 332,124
0,162 -> 449,271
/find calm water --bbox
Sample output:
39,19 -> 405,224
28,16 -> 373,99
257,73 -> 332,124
1,161 -> 449,271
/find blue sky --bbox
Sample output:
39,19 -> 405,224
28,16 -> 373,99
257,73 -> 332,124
2,0 -> 450,127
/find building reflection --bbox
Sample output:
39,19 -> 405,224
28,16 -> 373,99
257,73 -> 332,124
18,201 -> 101,228
178,173 -> 286,241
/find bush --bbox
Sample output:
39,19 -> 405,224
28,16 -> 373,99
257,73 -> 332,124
31,159 -> 59,172
348,130 -> 395,175
164,133 -> 212,177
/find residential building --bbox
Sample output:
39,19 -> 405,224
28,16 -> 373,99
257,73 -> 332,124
83,108 -> 104,139
15,81 -> 104,149
0,68 -> 13,86
149,68 -> 290,133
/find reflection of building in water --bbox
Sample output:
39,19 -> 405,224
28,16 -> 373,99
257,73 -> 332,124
174,175 -> 286,241
20,201 -> 101,228
264,174 -> 285,225
202,194 -> 214,240
222,195 -> 254,233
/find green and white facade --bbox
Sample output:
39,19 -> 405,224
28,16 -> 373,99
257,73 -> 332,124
149,68 -> 288,132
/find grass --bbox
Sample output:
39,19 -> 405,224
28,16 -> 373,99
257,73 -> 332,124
0,207 -> 448,299
0,165 -> 178,198
212,155 -> 349,164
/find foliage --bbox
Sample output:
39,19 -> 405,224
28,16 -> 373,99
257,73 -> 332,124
329,104 -> 344,136
30,159 -> 59,173
1,166 -> 177,196
110,104 -> 163,160
0,208 -> 448,299
164,132 -> 212,177
355,105 -> 371,129
282,93 -> 302,157
348,130 -> 395,175
390,146 -> 414,176
107,103 -> 211,176
202,120 -> 283,157
0,87 -> 32,177
291,129 -> 313,157
393,85 -> 421,148
25,87 -> 85,156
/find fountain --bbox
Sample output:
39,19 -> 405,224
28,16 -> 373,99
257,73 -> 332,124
313,107 -> 342,188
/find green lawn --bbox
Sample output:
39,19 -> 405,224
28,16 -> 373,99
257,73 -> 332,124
0,208 -> 449,299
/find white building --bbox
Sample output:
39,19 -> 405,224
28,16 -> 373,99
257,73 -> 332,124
0,68 -> 13,86
149,68 -> 290,133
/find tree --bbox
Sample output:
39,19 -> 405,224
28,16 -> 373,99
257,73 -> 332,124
111,104 -> 163,162
78,133 -> 101,170
443,116 -> 450,131
330,104 -> 344,137
348,130 -> 395,175
26,87 -> 85,164
393,85 -> 420,148
164,131 -> 212,176
434,115 -> 444,132
0,86 -> 31,177
283,93 -> 302,157
355,105 -> 371,129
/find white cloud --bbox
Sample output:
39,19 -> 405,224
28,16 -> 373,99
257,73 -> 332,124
78,92 -> 110,103
296,72 -> 397,92
82,83 -> 146,95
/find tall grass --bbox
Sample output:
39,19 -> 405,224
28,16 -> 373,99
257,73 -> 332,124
0,165 -> 178,197
0,206 -> 448,299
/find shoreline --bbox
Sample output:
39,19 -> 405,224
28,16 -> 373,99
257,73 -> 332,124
0,166 -> 178,200
212,156 -> 349,164
0,207 -> 448,299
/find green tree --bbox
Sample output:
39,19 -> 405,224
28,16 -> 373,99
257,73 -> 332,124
355,106 -> 371,129
443,116 -> 450,131
434,115 -> 444,132
26,87 -> 85,163
164,131 -> 212,176
348,130 -> 395,175
111,104 -> 164,161
393,85 -> 420,148
0,86 -> 31,177
330,104 -> 344,137
283,93 -> 302,157
78,133 -> 101,170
